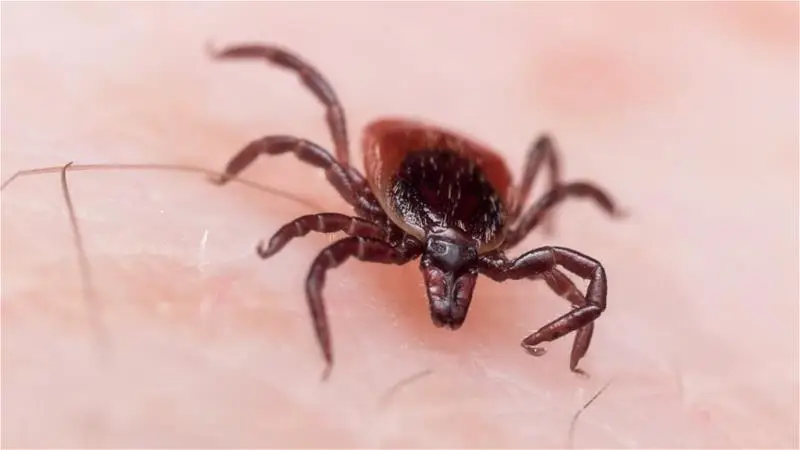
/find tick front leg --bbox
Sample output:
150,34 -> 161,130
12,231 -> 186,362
479,247 -> 607,372
208,42 -> 351,168
256,213 -> 387,259
504,182 -> 624,250
542,270 -> 594,373
306,237 -> 420,379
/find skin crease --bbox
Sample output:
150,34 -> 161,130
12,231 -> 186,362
1,2 -> 798,448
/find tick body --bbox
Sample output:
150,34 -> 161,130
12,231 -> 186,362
209,42 -> 624,377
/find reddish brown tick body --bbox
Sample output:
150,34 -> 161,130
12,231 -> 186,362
209,43 -> 623,378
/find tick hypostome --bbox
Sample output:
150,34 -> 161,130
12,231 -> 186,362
208,42 -> 624,379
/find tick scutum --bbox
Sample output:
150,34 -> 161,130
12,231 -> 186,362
389,148 -> 505,246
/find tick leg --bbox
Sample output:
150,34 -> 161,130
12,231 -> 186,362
257,213 -> 387,259
503,181 -> 623,250
511,135 -> 561,230
211,135 -> 381,215
306,237 -> 419,379
208,42 -> 351,168
542,270 -> 594,373
479,246 -> 606,372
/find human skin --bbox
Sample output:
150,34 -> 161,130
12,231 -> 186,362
1,2 -> 797,448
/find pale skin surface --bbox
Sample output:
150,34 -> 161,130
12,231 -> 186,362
1,3 -> 798,448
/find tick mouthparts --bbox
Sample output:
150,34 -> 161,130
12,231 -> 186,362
429,297 -> 466,330
431,313 -> 464,330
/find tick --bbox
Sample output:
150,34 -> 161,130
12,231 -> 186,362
208,42 -> 624,377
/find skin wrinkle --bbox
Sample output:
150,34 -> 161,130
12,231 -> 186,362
2,2 -> 798,448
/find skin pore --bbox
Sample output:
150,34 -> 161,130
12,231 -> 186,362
2,3 -> 797,448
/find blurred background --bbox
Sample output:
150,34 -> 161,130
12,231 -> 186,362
2,3 -> 797,448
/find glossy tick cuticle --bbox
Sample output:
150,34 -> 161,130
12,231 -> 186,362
209,41 -> 624,379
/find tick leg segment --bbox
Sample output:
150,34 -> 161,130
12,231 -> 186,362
503,181 -> 622,250
257,213 -> 388,259
208,43 -> 351,167
211,135 -> 380,214
542,270 -> 594,372
306,237 -> 420,379
479,247 -> 606,372
511,135 -> 561,229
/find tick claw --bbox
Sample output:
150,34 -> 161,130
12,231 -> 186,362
256,241 -> 273,258
205,40 -> 220,58
572,367 -> 590,378
321,364 -> 332,382
612,207 -> 631,219
207,174 -> 229,186
522,342 -> 547,357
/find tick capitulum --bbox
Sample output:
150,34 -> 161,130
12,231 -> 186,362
209,42 -> 624,378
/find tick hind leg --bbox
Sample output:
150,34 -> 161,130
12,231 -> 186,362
503,181 -> 624,250
256,213 -> 388,259
511,135 -> 562,230
510,135 -> 624,243
306,237 -> 420,379
208,42 -> 351,168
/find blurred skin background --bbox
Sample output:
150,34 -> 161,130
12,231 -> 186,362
1,2 -> 797,448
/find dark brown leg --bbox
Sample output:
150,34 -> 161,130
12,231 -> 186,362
306,237 -> 421,379
211,135 -> 381,215
541,270 -> 594,373
256,213 -> 387,259
208,43 -> 351,168
511,135 -> 561,231
478,246 -> 606,372
503,182 -> 623,250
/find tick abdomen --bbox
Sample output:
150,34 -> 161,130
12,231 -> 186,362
389,149 -> 505,247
